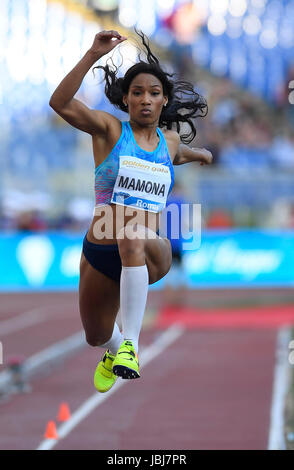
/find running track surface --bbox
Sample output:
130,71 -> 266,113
0,290 -> 293,450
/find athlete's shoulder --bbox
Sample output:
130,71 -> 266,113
96,111 -> 124,142
161,129 -> 180,144
91,113 -> 123,164
92,110 -> 121,129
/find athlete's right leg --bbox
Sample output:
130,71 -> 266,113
79,252 -> 121,348
79,253 -> 123,392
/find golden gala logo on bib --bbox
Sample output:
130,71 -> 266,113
122,159 -> 169,174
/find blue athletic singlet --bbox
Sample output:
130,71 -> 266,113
95,121 -> 175,213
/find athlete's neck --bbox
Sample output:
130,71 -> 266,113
129,119 -> 159,143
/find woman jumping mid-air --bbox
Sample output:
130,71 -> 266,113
49,29 -> 212,393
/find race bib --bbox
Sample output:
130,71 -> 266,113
111,156 -> 171,213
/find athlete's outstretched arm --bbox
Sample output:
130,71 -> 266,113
173,144 -> 213,166
49,30 -> 126,135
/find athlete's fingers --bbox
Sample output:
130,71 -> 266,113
99,30 -> 126,40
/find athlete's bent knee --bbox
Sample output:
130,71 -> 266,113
117,230 -> 145,264
117,224 -> 148,241
118,237 -> 144,255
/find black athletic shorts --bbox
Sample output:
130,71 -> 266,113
82,234 -> 122,283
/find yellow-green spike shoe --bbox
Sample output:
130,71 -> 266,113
112,340 -> 140,379
94,350 -> 117,393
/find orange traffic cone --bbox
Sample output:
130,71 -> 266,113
57,402 -> 71,422
44,420 -> 58,439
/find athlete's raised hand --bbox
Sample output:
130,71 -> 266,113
89,30 -> 127,57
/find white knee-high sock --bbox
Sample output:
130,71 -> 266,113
100,319 -> 123,356
120,264 -> 149,353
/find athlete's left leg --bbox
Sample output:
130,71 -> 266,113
112,224 -> 172,378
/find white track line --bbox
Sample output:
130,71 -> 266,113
0,308 -> 49,336
0,303 -> 75,336
267,326 -> 292,450
0,331 -> 86,393
36,324 -> 185,451
24,331 -> 85,375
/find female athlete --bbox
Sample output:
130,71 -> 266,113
49,29 -> 212,393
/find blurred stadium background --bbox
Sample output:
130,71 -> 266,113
1,0 -> 294,451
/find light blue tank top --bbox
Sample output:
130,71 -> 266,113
95,121 -> 175,213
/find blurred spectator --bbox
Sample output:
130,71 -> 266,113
193,75 -> 293,172
211,97 -> 240,127
50,213 -> 88,232
205,209 -> 234,229
270,130 -> 294,168
265,199 -> 294,229
16,211 -> 47,232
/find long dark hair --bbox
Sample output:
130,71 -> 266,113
93,29 -> 208,144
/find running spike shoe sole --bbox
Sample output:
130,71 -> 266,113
112,340 -> 140,379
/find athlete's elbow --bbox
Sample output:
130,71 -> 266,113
49,96 -> 63,113
173,153 -> 186,165
49,96 -> 59,111
49,91 -> 67,112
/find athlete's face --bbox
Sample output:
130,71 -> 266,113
123,73 -> 168,124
